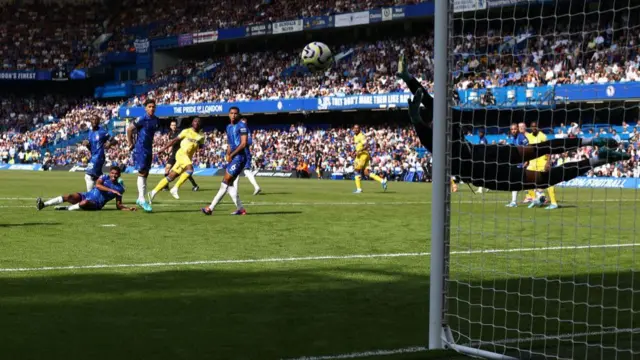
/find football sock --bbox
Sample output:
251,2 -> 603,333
44,196 -> 63,207
226,184 -> 243,210
174,171 -> 192,189
233,175 -> 240,189
527,190 -> 535,199
188,175 -> 198,187
153,177 -> 171,194
369,173 -> 384,183
355,175 -> 362,190
137,176 -> 147,203
511,191 -> 518,203
68,204 -> 81,211
209,183 -> 229,209
547,186 -> 557,205
84,174 -> 95,192
244,169 -> 260,191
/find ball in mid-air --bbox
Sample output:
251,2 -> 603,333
301,42 -> 334,72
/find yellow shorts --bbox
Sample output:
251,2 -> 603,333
354,153 -> 371,171
527,162 -> 546,172
171,153 -> 192,175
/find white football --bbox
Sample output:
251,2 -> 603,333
301,42 -> 334,72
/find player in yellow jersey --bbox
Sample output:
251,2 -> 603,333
148,118 -> 205,202
525,122 -> 558,210
352,124 -> 387,193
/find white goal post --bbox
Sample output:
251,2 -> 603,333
429,0 -> 640,359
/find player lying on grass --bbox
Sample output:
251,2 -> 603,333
36,166 -> 136,211
82,115 -> 116,191
148,118 -> 204,203
202,107 -> 248,216
396,55 -> 630,191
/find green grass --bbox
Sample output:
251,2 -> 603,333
0,172 -> 638,360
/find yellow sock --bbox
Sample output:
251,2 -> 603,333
547,186 -> 557,205
355,175 -> 362,190
369,173 -> 383,183
174,172 -> 191,189
153,177 -> 170,193
527,190 -> 536,199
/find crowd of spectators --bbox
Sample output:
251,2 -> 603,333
17,123 -> 431,181
0,1 -> 109,71
453,14 -> 640,91
107,0 -> 422,52
0,101 -> 118,166
128,36 -> 434,105
122,14 -> 640,106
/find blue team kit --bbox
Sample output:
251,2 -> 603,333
80,174 -> 125,210
86,127 -> 112,178
133,114 -> 159,172
225,121 -> 251,177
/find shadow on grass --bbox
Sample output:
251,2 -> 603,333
0,266 -> 430,360
0,222 -> 62,227
0,268 -> 637,360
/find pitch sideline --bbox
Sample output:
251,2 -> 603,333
0,243 -> 636,273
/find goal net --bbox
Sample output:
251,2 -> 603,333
434,1 -> 640,359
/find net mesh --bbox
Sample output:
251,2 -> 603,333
445,1 -> 640,359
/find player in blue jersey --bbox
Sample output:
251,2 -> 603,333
82,115 -> 116,191
36,166 -> 136,211
505,123 -> 529,207
202,107 -> 248,216
232,117 -> 262,195
126,99 -> 158,212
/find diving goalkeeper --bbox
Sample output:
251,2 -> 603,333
396,56 -> 630,191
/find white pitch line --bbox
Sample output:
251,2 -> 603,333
282,346 -> 428,360
283,327 -> 640,360
101,224 -> 117,227
0,243 -> 636,273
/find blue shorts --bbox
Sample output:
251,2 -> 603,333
80,190 -> 105,210
226,155 -> 247,178
86,157 -> 105,178
134,149 -> 153,173
244,155 -> 252,170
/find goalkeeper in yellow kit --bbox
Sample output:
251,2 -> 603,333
352,124 -> 388,193
148,118 -> 205,202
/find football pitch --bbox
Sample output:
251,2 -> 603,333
0,172 -> 638,360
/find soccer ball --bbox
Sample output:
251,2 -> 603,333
301,42 -> 334,72
532,191 -> 546,207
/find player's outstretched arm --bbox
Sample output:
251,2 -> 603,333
160,137 -> 181,154
95,177 -> 122,197
396,55 -> 433,111
116,198 -> 137,211
126,122 -> 137,151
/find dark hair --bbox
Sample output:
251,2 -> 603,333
110,166 -> 122,174
229,106 -> 240,113
144,99 -> 156,107
170,119 -> 177,124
